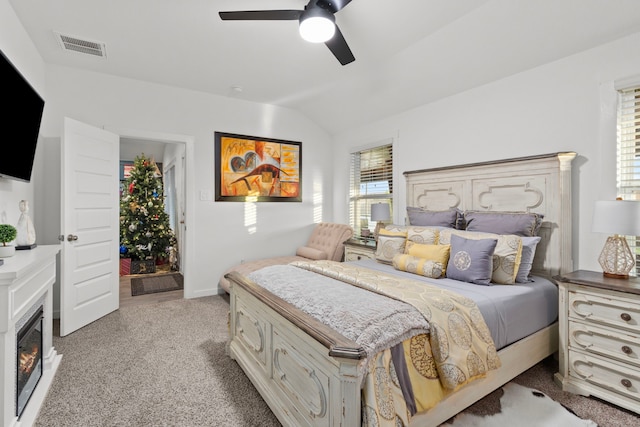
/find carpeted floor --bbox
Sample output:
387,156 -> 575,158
36,295 -> 280,427
35,296 -> 638,426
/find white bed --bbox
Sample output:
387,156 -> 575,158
225,152 -> 577,426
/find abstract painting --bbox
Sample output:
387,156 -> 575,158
215,132 -> 302,202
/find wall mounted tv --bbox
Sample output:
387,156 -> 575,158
0,49 -> 45,183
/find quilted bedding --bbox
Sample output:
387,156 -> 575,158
248,260 -> 502,426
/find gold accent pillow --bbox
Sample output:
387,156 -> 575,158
438,229 -> 522,284
405,242 -> 451,275
375,229 -> 407,264
392,254 -> 445,278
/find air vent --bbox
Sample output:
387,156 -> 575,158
54,31 -> 106,58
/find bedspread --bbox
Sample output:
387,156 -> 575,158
247,264 -> 430,362
291,260 -> 502,426
248,260 -> 501,427
292,260 -> 501,389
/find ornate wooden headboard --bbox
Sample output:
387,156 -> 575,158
403,152 -> 577,278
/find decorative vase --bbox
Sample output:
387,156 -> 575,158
16,200 -> 36,247
0,245 -> 16,258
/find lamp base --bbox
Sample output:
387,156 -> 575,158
603,271 -> 629,279
598,235 -> 635,280
374,221 -> 385,242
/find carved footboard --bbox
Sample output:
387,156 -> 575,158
226,271 -> 366,426
227,270 -> 559,427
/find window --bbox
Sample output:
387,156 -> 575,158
349,142 -> 393,237
617,86 -> 640,274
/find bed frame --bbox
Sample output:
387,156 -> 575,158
226,152 -> 577,427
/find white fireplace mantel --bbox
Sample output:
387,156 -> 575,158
0,245 -> 62,427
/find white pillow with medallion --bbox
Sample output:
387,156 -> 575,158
375,229 -> 407,264
384,225 -> 439,245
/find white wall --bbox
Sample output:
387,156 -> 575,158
38,64 -> 335,297
0,0 -> 46,230
333,31 -> 640,274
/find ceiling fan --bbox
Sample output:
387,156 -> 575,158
219,0 -> 356,65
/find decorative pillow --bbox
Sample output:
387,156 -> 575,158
405,241 -> 451,272
515,236 -> 542,283
462,211 -> 544,237
406,207 -> 459,228
392,254 -> 445,278
439,229 -> 523,284
296,246 -> 328,260
375,229 -> 407,264
446,234 -> 497,285
384,225 -> 439,245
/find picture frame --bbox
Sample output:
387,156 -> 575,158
214,132 -> 302,202
120,160 -> 162,181
120,161 -> 134,181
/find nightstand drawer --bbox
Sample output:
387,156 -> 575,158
569,350 -> 640,404
569,289 -> 640,334
569,321 -> 640,367
345,248 -> 374,261
344,243 -> 376,261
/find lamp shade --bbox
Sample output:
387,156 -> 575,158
371,203 -> 391,222
592,200 -> 640,236
299,7 -> 335,43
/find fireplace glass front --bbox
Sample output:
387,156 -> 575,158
16,308 -> 43,418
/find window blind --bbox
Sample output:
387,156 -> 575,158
617,86 -> 640,275
349,144 -> 393,235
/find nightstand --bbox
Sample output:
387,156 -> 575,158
554,270 -> 640,414
344,238 -> 376,261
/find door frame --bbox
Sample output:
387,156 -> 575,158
110,127 -> 195,297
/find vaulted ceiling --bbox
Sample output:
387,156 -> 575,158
9,0 -> 640,134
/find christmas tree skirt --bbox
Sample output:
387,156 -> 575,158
130,272 -> 183,296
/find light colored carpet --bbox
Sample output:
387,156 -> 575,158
35,296 -> 638,426
35,295 -> 280,427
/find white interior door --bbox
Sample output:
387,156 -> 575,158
60,117 -> 120,336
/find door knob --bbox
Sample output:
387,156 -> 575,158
67,234 -> 78,242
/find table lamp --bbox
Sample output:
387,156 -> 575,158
592,199 -> 640,278
371,203 -> 391,242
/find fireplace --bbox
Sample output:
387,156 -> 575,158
16,308 -> 43,419
1,245 -> 61,426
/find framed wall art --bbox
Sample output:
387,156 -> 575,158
215,132 -> 302,202
120,161 -> 134,181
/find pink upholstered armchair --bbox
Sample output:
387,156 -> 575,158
219,222 -> 353,293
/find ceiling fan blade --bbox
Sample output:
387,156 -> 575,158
325,25 -> 355,65
317,0 -> 353,13
219,10 -> 302,21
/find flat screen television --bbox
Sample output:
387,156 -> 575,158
0,49 -> 45,183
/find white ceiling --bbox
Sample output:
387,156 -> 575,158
9,0 -> 640,135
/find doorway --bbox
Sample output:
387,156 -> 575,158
55,119 -> 195,335
117,131 -> 191,306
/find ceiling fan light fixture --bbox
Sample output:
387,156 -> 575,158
299,7 -> 335,43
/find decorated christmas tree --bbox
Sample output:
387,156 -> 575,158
120,154 -> 176,264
